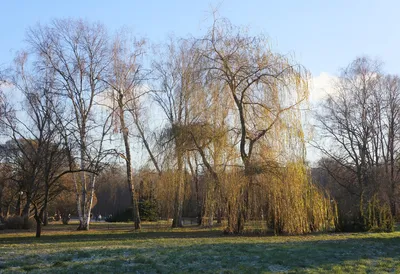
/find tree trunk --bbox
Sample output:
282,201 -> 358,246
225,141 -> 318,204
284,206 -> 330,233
217,207 -> 222,224
391,181 -> 397,218
79,173 -> 88,230
77,127 -> 89,231
172,151 -> 184,228
79,176 -> 88,231
172,189 -> 184,227
187,156 -> 202,225
117,90 -> 141,229
34,209 -> 42,238
6,204 -> 10,218
22,195 -> 31,229
72,173 -> 83,230
120,103 -> 141,229
195,175 -> 202,225
236,204 -> 245,234
15,194 -> 21,216
201,186 -> 214,227
43,210 -> 48,226
85,174 -> 97,230
131,184 -> 141,229
224,202 -> 235,234
35,219 -> 42,238
208,209 -> 214,227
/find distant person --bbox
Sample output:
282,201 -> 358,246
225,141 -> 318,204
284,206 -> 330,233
98,214 -> 102,221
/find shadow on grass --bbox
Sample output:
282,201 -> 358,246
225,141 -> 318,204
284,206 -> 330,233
1,223 -> 400,244
0,228 -> 226,244
1,234 -> 400,273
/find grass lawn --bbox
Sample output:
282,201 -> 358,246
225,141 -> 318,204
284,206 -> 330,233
0,221 -> 399,273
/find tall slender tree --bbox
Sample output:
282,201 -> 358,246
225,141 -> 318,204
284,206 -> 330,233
103,33 -> 146,229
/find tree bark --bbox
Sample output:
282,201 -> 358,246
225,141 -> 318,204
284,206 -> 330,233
172,150 -> 184,228
34,215 -> 41,238
85,174 -> 97,230
119,100 -> 141,229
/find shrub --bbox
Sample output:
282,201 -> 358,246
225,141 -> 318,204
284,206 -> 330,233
362,196 -> 394,232
105,207 -> 132,222
5,215 -> 24,229
337,195 -> 394,232
4,215 -> 35,229
139,200 -> 159,221
106,200 -> 159,222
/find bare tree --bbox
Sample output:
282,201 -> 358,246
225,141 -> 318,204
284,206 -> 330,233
380,75 -> 400,216
27,19 -> 112,230
314,57 -> 396,230
102,33 -> 147,229
0,51 -> 73,236
315,57 -> 381,195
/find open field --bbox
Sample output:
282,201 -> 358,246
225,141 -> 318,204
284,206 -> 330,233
1,222 -> 400,273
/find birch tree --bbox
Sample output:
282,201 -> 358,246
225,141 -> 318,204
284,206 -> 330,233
27,19 -> 112,230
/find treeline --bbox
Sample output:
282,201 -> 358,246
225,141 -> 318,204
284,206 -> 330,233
313,57 -> 399,232
0,17 -> 394,237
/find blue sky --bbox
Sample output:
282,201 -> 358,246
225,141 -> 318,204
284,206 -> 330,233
1,0 -> 399,164
1,0 -> 400,77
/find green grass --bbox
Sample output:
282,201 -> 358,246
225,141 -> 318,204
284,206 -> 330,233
0,221 -> 400,273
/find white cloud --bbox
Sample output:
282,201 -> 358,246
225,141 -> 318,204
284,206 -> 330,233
309,72 -> 337,103
305,72 -> 338,165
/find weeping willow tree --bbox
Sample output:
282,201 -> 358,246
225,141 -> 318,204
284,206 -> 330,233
260,104 -> 337,234
196,17 -> 336,234
263,162 -> 337,234
199,82 -> 232,227
152,37 -> 210,227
